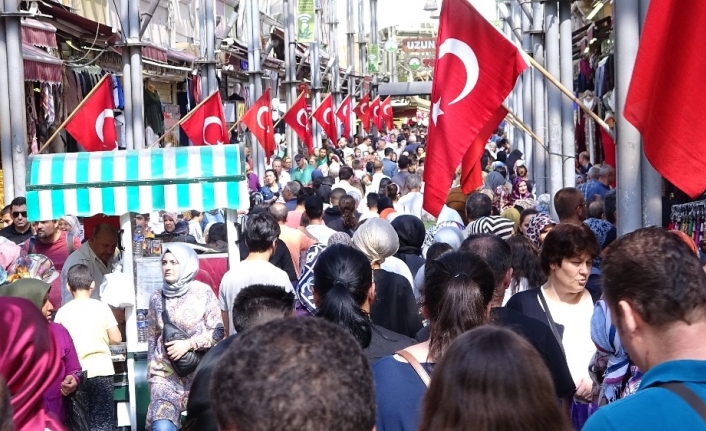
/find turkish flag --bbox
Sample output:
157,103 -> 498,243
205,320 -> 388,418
180,92 -> 229,146
283,94 -> 313,155
240,88 -> 275,163
353,94 -> 371,132
624,0 -> 706,198
422,0 -> 528,217
381,96 -> 394,131
336,95 -> 352,139
460,106 -> 508,193
65,77 -> 117,152
369,96 -> 382,131
312,93 -> 338,143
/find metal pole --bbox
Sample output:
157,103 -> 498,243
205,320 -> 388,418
129,0 -> 144,149
369,0 -> 377,98
614,0 -> 642,234
559,0 -> 575,187
246,1 -> 257,163
120,0 -> 133,150
249,0 -> 265,172
311,0 -> 322,151
330,0 -> 340,106
284,0 -> 298,157
521,0 -> 533,176
204,0 -> 218,95
532,2 -> 547,195
357,0 -> 366,137
510,2 -> 524,156
346,0 -> 356,135
0,11 -> 14,201
545,1 -> 562,196
637,0 -> 660,227
139,0 -> 161,38
5,0 -> 27,195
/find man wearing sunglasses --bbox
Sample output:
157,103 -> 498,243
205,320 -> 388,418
0,197 -> 32,244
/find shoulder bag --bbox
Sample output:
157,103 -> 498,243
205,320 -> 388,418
161,294 -> 203,377
396,349 -> 431,387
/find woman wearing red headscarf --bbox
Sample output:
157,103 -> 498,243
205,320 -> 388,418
0,297 -> 65,430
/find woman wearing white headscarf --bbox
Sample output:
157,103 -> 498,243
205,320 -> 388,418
58,215 -> 84,241
353,218 -> 422,338
146,243 -> 224,431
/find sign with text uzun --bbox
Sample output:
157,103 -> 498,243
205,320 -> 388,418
401,37 -> 436,53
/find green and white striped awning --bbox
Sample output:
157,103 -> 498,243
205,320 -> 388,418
26,145 -> 249,221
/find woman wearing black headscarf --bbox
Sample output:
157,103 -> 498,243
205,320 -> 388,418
506,149 -> 524,178
391,215 -> 426,278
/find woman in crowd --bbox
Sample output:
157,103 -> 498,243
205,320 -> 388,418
416,145 -> 426,160
419,326 -> 573,431
493,185 -> 514,214
373,251 -> 496,431
327,195 -> 359,235
245,163 -> 260,193
519,208 -> 539,236
501,207 -> 521,234
516,164 -> 529,180
385,183 -> 405,214
259,169 -> 281,203
58,215 -> 84,241
505,235 -> 546,304
0,298 -> 65,431
507,224 -> 601,428
391,215 -> 426,278
146,243 -> 224,431
352,218 -> 422,338
513,177 -> 533,200
313,244 -> 415,364
413,242 -> 454,303
0,279 -> 82,426
525,213 -> 556,249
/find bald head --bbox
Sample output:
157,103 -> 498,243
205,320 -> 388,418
89,223 -> 119,265
269,203 -> 288,224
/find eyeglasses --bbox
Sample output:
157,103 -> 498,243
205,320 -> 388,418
12,211 -> 27,218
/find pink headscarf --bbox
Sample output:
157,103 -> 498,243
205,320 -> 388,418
0,237 -> 21,271
0,298 -> 64,430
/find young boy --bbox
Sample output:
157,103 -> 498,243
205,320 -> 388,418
54,264 -> 122,431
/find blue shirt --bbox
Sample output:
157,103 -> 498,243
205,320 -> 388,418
373,356 -> 432,431
583,360 -> 706,431
586,181 -> 610,201
382,158 -> 399,178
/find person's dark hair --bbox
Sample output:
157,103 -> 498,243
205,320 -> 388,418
378,178 -> 392,195
494,166 -> 508,179
424,251 -> 496,361
460,234 -> 512,290
603,227 -> 706,327
377,197 -> 393,214
480,154 -> 490,169
67,264 -> 94,291
245,213 -> 280,253
264,168 -> 277,181
553,188 -> 584,221
190,210 -> 201,219
268,204 -> 288,223
419,326 -> 573,431
540,224 -> 599,275
519,208 -> 539,233
9,196 -> 26,208
311,176 -> 324,190
207,222 -> 227,244
604,189 -> 617,225
313,244 -> 373,348
465,193 -> 492,221
506,236 -> 547,294
232,284 -> 295,333
385,183 -> 400,201
426,242 -> 454,263
352,159 -> 363,170
297,187 -> 317,205
330,188 -> 347,206
211,318 -> 375,431
384,147 -> 394,157
91,223 -> 119,240
339,166 -> 354,181
338,196 -> 358,230
366,193 -> 380,209
398,155 -> 410,170
317,184 -> 332,204
587,200 -> 604,219
0,206 -> 10,216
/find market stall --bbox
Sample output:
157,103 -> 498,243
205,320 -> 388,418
26,144 -> 249,430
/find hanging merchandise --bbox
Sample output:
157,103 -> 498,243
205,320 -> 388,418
670,200 -> 706,245
144,81 -> 165,136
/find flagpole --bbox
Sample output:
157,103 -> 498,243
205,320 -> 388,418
39,74 -> 112,154
147,91 -> 219,149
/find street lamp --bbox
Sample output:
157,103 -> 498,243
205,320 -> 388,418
430,8 -> 440,19
423,0 -> 438,12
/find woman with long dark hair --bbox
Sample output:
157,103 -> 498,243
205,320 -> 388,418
313,244 -> 414,364
373,251 -> 496,431
506,235 -> 547,303
327,195 -> 359,235
419,326 -> 572,431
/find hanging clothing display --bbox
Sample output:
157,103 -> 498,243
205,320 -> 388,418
670,200 -> 706,247
144,86 -> 165,135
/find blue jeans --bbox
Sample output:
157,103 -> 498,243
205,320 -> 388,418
152,419 -> 177,431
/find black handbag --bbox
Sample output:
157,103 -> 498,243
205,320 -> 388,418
161,294 -> 202,377
63,371 -> 90,431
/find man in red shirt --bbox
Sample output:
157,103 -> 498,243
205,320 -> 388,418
24,219 -> 82,310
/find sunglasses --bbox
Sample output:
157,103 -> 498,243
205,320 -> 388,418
12,211 -> 27,218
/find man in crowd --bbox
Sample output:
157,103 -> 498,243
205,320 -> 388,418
584,228 -> 706,430
1,205 -> 11,228
272,157 -> 291,189
391,155 -> 411,189
577,151 -> 592,176
370,160 -> 389,195
269,203 -> 315,278
281,181 -> 301,212
61,223 -> 119,305
382,148 -> 399,178
586,164 -> 615,201
292,154 -> 314,186
304,195 -> 336,244
211,318 -> 375,431
554,187 -> 587,226
336,166 -> 363,204
219,213 -> 292,336
0,197 -> 32,244
578,166 -> 601,201
463,192 -> 513,240
398,174 -> 423,218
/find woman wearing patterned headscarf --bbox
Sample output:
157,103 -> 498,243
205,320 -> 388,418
59,215 -> 84,241
146,243 -> 224,431
493,185 -> 514,214
352,218 -> 422,338
525,213 -> 557,249
512,177 -> 533,200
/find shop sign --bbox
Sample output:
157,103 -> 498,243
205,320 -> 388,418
297,0 -> 316,43
367,44 -> 379,73
401,37 -> 436,53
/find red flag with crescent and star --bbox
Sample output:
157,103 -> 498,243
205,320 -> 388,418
180,92 -> 229,146
312,93 -> 338,143
240,88 -> 275,162
422,0 -> 529,217
460,105 -> 508,193
65,76 -> 117,152
283,94 -> 314,154
381,96 -> 394,131
336,95 -> 352,138
369,96 -> 382,132
353,93 -> 371,132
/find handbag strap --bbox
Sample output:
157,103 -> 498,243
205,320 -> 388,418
656,382 -> 706,424
161,293 -> 171,325
396,349 -> 431,387
537,290 -> 565,355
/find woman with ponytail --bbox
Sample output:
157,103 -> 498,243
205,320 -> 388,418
313,244 -> 415,364
373,251 -> 496,431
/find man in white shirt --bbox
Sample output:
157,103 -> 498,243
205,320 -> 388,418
398,174 -> 424,219
335,166 -> 363,205
304,195 -> 337,245
369,160 -> 389,195
219,213 -> 292,335
272,157 -> 291,189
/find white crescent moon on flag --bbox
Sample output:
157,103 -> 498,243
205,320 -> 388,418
343,106 -> 348,116
95,109 -> 114,143
438,38 -> 480,105
296,109 -> 307,127
323,107 -> 332,124
373,106 -> 379,118
360,102 -> 368,115
202,116 -> 224,145
383,104 -> 391,116
256,106 -> 269,129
